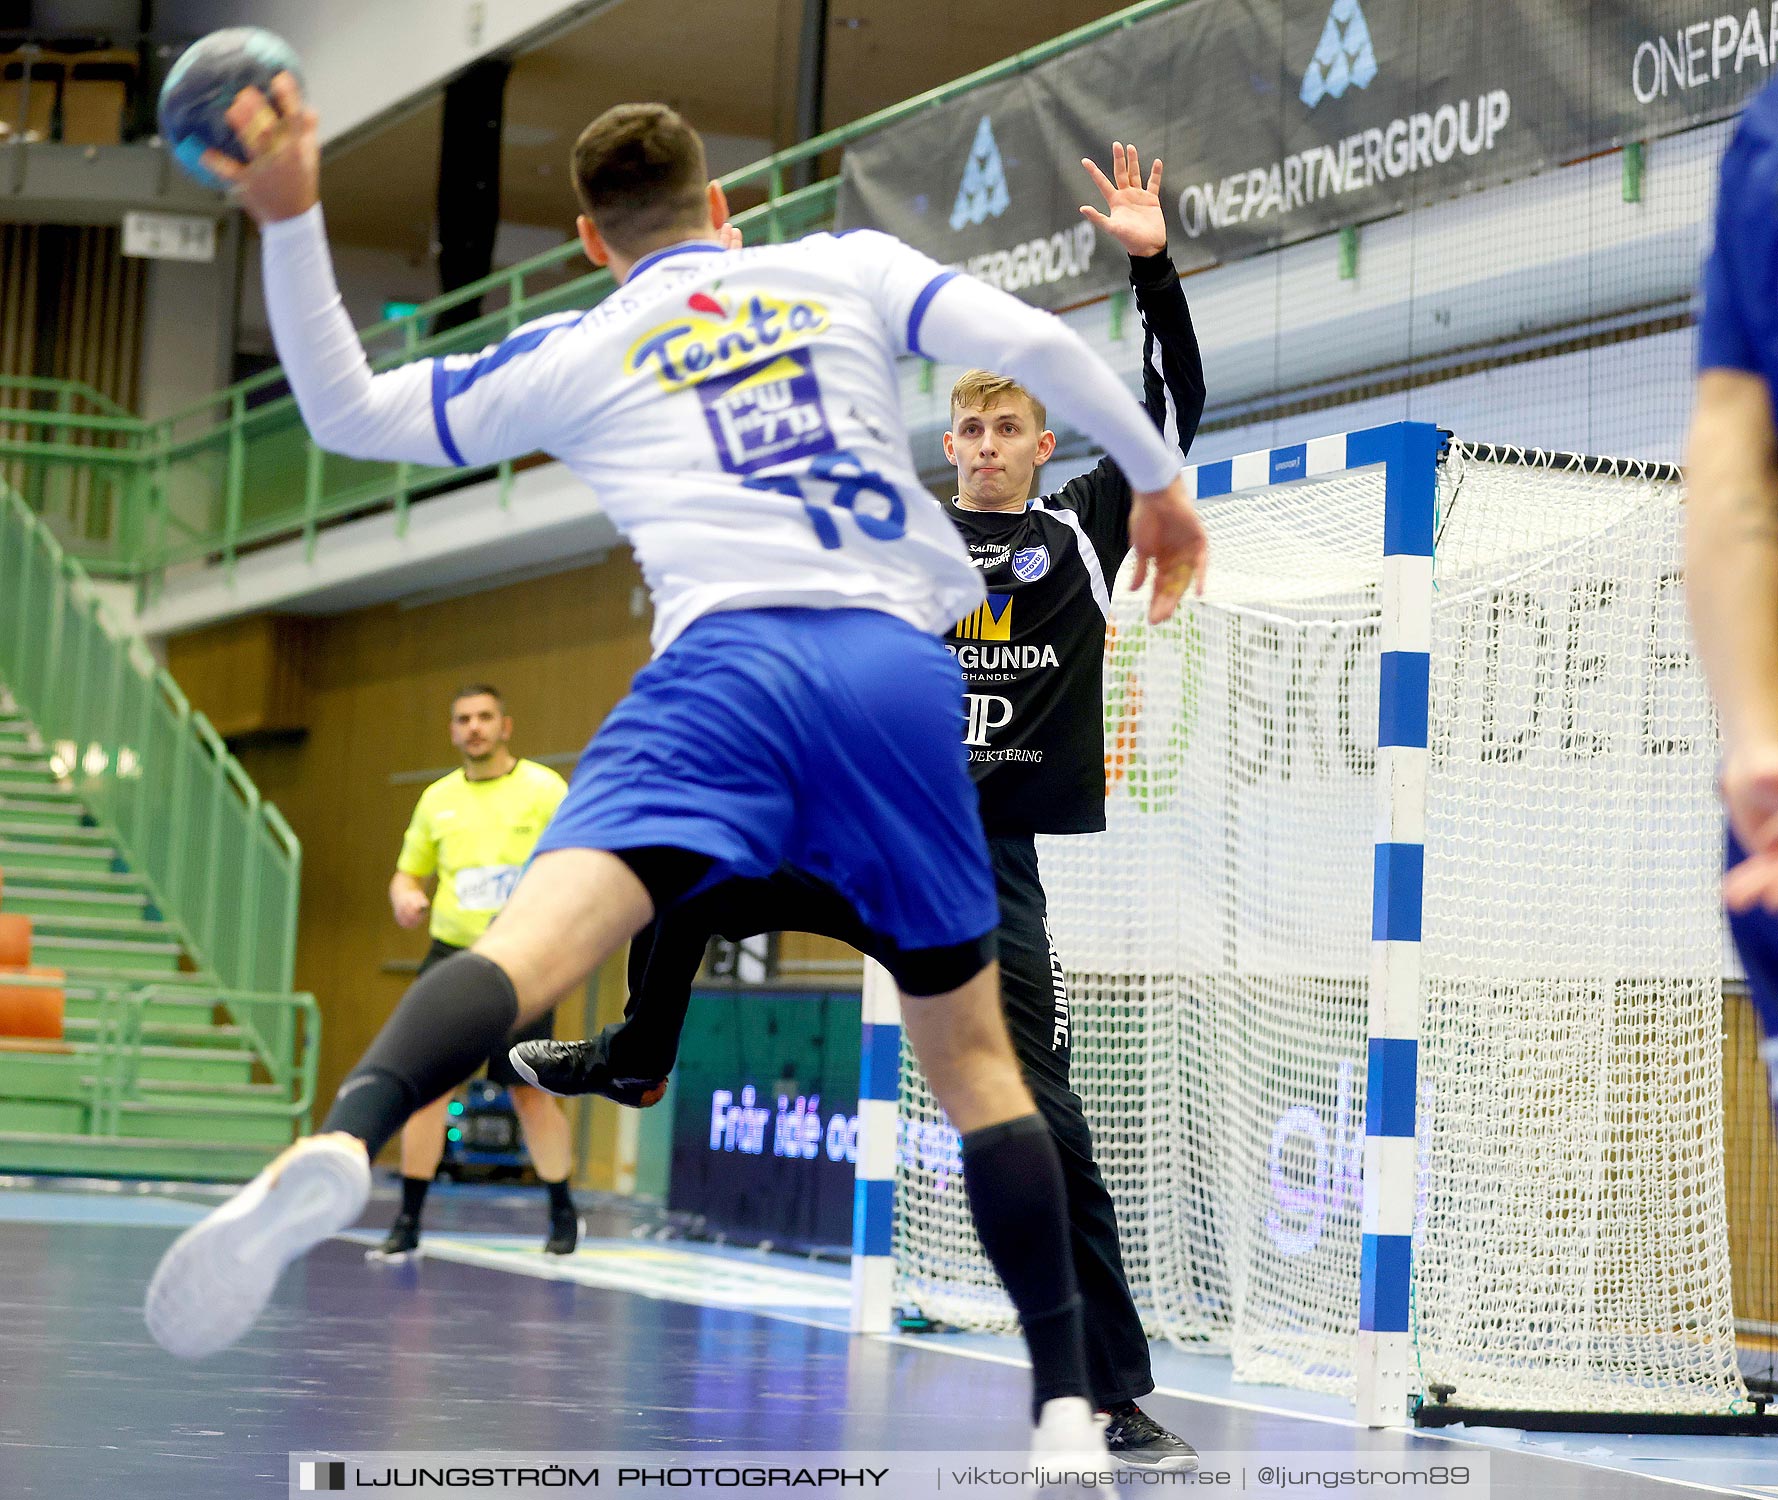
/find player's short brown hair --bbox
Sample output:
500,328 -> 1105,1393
451,684 -> 504,712
571,103 -> 710,256
949,370 -> 1046,433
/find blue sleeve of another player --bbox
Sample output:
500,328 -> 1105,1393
1699,132 -> 1767,375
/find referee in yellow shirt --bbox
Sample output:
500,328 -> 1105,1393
373,685 -> 576,1260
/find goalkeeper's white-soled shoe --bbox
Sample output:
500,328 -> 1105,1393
1029,1396 -> 1115,1494
145,1133 -> 370,1359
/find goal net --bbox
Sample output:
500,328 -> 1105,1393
891,433 -> 1748,1416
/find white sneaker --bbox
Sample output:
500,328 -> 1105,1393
145,1133 -> 371,1359
1029,1396 -> 1114,1494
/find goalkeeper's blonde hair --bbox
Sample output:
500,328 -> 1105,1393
949,370 -> 1046,432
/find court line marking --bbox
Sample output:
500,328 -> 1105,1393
346,1230 -> 850,1309
346,1230 -> 1767,1500
8,1187 -> 1758,1496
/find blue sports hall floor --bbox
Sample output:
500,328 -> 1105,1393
0,1176 -> 1773,1498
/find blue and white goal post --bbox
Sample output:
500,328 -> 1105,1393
1354,422 -> 1439,1429
1184,421 -> 1440,1427
850,961 -> 902,1334
1181,422 -> 1442,1429
846,422 -> 1443,1426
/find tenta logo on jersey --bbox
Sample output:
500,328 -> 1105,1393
963,693 -> 1013,747
950,115 -> 1011,231
626,291 -> 831,390
1300,0 -> 1378,109
953,592 -> 1014,641
1011,545 -> 1050,582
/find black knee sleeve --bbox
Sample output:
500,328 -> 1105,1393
322,952 -> 520,1157
961,1112 -> 1089,1418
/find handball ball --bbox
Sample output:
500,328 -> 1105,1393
158,27 -> 303,190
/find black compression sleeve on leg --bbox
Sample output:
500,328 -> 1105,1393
961,1112 -> 1090,1420
321,952 -> 520,1157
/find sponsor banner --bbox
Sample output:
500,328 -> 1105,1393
838,0 -> 1778,301
842,71 -> 1104,307
669,990 -> 861,1251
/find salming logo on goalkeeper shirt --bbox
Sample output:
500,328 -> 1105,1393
1045,916 -> 1071,1053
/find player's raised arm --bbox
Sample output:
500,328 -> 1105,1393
207,75 -> 551,468
851,230 -> 1207,619
1080,143 -> 1206,460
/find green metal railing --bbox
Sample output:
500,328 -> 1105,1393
104,985 -> 321,1134
0,0 -> 1187,582
0,485 -> 303,995
0,375 -> 154,574
0,973 -> 320,1139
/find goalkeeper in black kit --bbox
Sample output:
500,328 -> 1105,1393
513,141 -> 1207,1468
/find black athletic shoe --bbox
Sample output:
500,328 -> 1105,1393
1101,1403 -> 1198,1470
510,1038 -> 667,1108
544,1210 -> 582,1257
366,1212 -> 422,1264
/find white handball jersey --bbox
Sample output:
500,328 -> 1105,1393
262,208 -> 1181,654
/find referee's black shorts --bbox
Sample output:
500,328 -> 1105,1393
418,938 -> 556,1089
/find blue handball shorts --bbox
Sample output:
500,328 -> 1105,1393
1726,827 -> 1778,1045
534,606 -> 999,975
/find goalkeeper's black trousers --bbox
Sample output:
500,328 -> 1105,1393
985,832 -> 1154,1410
615,833 -> 1156,1410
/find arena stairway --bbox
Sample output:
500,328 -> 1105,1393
0,695 -> 301,1180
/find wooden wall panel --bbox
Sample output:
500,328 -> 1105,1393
779,930 -> 864,976
0,222 -> 144,542
1725,991 -> 1778,1330
0,224 -> 143,413
167,615 -> 315,740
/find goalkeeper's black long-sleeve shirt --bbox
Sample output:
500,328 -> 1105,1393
943,248 -> 1206,836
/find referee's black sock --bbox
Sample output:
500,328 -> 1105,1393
321,953 -> 521,1158
960,1113 -> 1090,1422
400,1175 -> 432,1222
